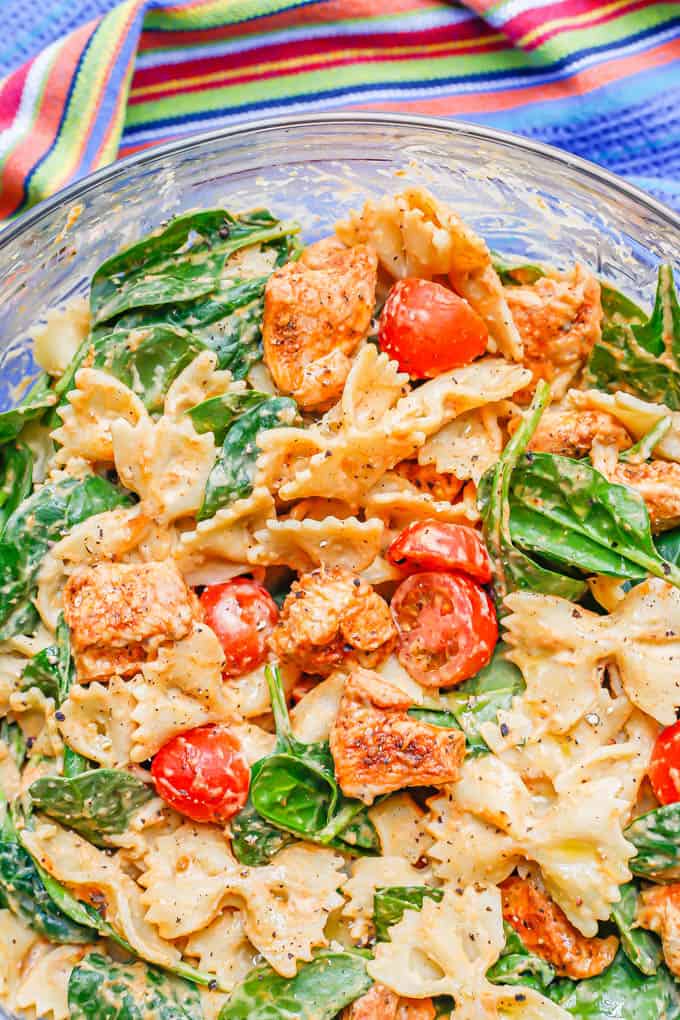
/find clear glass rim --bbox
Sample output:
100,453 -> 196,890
1,112 -> 679,249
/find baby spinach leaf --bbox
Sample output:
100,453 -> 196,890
492,254 -> 546,285
68,952 -> 204,1020
91,324 -> 207,413
548,950 -> 680,1020
600,282 -> 646,327
20,643 -> 61,700
478,381 -> 587,607
0,441 -> 32,533
611,883 -> 662,976
0,373 -> 55,444
0,720 -> 26,771
487,922 -> 556,991
232,665 -> 379,861
198,397 -> 299,520
200,295 -> 267,379
91,208 -> 298,326
0,475 -> 131,638
586,265 -> 680,408
625,803 -> 680,881
28,769 -> 154,846
229,797 -> 295,866
655,527 -> 680,567
373,885 -> 444,941
218,949 -> 372,1020
188,390 -> 272,445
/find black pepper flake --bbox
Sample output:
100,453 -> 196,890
500,723 -> 509,737
55,711 -> 65,721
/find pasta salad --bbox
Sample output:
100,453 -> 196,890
1,188 -> 680,1020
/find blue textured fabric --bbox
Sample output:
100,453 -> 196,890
0,0 -> 121,78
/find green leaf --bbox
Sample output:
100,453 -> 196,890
487,922 -> 556,991
0,441 -> 32,534
600,283 -> 646,327
625,803 -> 680,881
20,614 -> 73,703
0,720 -> 26,773
373,885 -> 444,941
28,769 -> 154,847
478,381 -> 587,607
0,475 -> 131,638
492,254 -> 546,286
91,208 -> 298,325
548,950 -> 680,1020
586,265 -> 680,408
0,374 -> 55,444
610,883 -> 662,976
68,953 -> 204,1020
200,295 -> 267,379
188,390 -> 273,445
229,797 -> 295,866
655,527 -> 680,567
198,397 -> 299,520
218,950 -> 372,1020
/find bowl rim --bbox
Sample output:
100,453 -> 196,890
1,111 -> 679,249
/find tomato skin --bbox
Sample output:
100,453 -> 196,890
200,579 -> 278,678
151,724 -> 250,824
378,278 -> 488,378
391,571 -> 497,688
649,720 -> 680,804
386,520 -> 492,583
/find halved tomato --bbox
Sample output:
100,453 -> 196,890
200,578 -> 278,678
386,520 -> 492,583
649,720 -> 680,804
391,572 -> 497,688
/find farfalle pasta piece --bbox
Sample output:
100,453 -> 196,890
21,819 -> 181,967
227,660 -> 298,718
0,909 -> 41,1010
417,404 -> 506,485
336,187 -> 523,360
139,824 -> 344,977
568,388 -> 680,462
341,855 -> 434,939
368,792 -> 433,863
59,675 -> 136,768
363,472 -> 479,529
0,739 -> 21,800
253,515 -> 384,573
426,756 -> 634,936
164,350 -> 245,418
0,645 -> 30,715
504,579 -> 680,727
9,686 -> 63,757
111,411 -> 217,524
130,623 -> 239,761
14,944 -> 92,1020
367,883 -> 569,1020
50,506 -> 151,566
52,368 -> 146,465
33,298 -> 89,376
185,910 -> 258,992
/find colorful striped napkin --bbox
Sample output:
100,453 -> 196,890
0,0 -> 678,222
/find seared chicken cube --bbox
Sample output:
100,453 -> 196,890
506,265 -> 602,401
63,560 -> 198,681
329,667 -> 464,804
342,985 -> 435,1020
638,883 -> 680,976
263,237 -> 377,411
518,408 -> 631,458
501,875 -> 618,979
269,566 -> 396,676
606,458 -> 680,531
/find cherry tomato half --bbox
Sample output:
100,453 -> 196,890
649,720 -> 680,804
200,579 -> 278,678
391,571 -> 497,688
378,278 -> 488,378
151,724 -> 250,824
386,520 -> 492,583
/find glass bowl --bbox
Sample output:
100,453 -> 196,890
0,113 -> 679,1020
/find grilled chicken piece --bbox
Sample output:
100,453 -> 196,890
515,408 -> 631,458
329,666 -> 465,804
63,560 -> 199,682
342,985 -> 435,1020
263,237 -> 377,411
505,265 -> 602,401
638,884 -> 680,976
393,460 -> 465,502
501,876 -> 618,980
605,458 -> 680,530
268,566 -> 396,676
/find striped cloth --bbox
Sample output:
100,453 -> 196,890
0,0 -> 679,222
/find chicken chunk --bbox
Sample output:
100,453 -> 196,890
393,459 -> 465,502
505,265 -> 602,401
514,408 -> 632,458
501,875 -> 618,980
63,560 -> 199,682
268,566 -> 396,676
342,985 -> 435,1020
263,237 -> 377,411
606,458 -> 680,530
329,666 -> 465,804
637,884 -> 680,976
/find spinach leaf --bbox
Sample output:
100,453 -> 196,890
611,883 -> 662,976
0,475 -> 131,638
487,922 -> 555,992
91,208 -> 298,326
625,803 -> 680,881
409,643 -> 524,755
200,295 -> 267,379
373,885 -> 444,941
478,380 -> 588,606
231,665 -> 379,861
600,283 -> 646,327
586,265 -> 680,409
0,441 -> 32,533
198,397 -> 299,520
28,769 -> 154,846
655,528 -> 680,567
91,324 -> 208,413
0,373 -> 55,444
20,614 -> 73,703
548,950 -> 680,1020
492,254 -> 546,285
229,797 -> 295,866
218,950 -> 372,1020
188,390 -> 273,445
68,952 -> 203,1020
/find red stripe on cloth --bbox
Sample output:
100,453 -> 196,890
0,59 -> 33,133
517,0 -> 668,51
